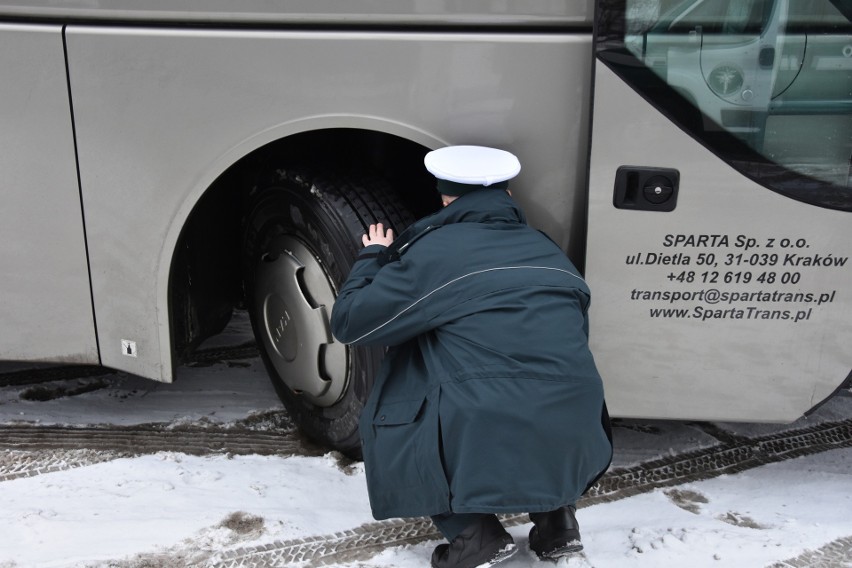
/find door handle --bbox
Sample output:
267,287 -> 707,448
759,46 -> 775,68
613,166 -> 680,212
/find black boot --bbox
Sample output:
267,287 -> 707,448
528,505 -> 583,559
431,515 -> 516,568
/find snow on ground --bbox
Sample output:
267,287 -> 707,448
1,453 -> 371,567
357,446 -> 852,567
0,313 -> 850,567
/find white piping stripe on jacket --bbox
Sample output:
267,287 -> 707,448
347,265 -> 586,344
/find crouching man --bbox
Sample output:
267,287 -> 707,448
331,145 -> 612,568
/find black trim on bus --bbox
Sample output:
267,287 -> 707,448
62,25 -> 102,366
805,368 -> 852,417
595,0 -> 852,213
0,15 -> 592,35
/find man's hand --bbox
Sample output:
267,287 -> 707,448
362,223 -> 394,248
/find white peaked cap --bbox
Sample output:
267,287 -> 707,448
424,145 -> 521,186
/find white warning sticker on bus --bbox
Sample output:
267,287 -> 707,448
121,340 -> 138,357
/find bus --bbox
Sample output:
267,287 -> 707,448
1,0 -> 849,455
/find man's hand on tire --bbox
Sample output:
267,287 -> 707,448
362,223 -> 394,247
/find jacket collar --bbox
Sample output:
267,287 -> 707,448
435,189 -> 526,227
378,189 -> 525,265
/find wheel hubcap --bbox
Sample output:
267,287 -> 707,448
256,235 -> 347,407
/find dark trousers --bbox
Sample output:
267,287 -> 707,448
430,512 -> 494,541
431,504 -> 577,542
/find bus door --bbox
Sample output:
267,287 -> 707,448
585,0 -> 852,421
0,24 -> 98,365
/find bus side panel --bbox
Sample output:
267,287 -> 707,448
586,65 -> 852,422
64,28 -> 593,381
0,25 -> 98,364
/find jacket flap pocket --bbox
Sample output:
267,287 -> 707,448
373,398 -> 425,426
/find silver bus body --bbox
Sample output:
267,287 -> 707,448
0,0 -> 849,445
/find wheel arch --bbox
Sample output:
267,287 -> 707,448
161,116 -> 443,369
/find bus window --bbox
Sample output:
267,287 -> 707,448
613,0 -> 852,210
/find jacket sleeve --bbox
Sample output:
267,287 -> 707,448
330,245 -> 441,347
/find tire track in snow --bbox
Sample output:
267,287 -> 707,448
0,448 -> 129,482
769,534 -> 852,567
583,418 -> 852,506
0,423 -> 323,481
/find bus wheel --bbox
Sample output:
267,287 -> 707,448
242,167 -> 414,457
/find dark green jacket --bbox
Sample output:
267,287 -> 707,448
331,190 -> 612,520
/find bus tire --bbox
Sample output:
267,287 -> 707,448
242,166 -> 415,458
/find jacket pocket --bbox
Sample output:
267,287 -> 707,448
373,398 -> 425,426
369,397 -> 428,492
364,392 -> 450,517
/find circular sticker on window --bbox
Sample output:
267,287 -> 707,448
708,64 -> 744,97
